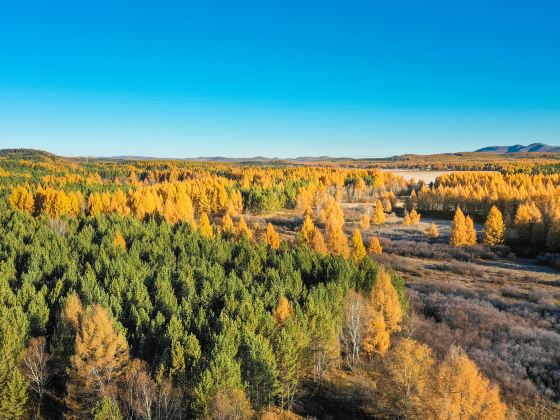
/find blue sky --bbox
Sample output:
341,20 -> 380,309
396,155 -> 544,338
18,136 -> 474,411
0,1 -> 559,158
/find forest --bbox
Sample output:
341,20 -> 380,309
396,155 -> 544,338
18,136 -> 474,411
0,149 -> 559,419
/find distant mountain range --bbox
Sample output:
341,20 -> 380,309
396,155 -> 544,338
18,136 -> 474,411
475,143 -> 560,153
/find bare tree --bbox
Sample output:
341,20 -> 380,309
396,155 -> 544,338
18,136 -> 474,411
21,336 -> 51,419
122,360 -> 182,420
154,377 -> 182,420
123,360 -> 156,420
341,291 -> 367,370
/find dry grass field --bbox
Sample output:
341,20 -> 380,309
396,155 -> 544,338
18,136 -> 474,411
256,197 -> 560,413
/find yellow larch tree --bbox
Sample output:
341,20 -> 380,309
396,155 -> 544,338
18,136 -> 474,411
298,215 -> 315,246
311,228 -> 328,255
403,210 -> 411,225
465,215 -> 477,245
66,304 -> 130,418
368,236 -> 382,254
372,200 -> 386,225
236,216 -> 254,242
63,293 -> 84,331
87,193 -> 104,217
362,310 -> 390,356
432,347 -> 506,420
426,223 -> 439,239
272,296 -> 292,325
350,229 -> 366,263
483,206 -> 505,245
10,185 -> 35,215
324,201 -> 349,257
221,212 -> 234,233
449,207 -> 467,246
514,202 -> 543,242
408,208 -> 421,225
265,223 -> 281,249
382,197 -> 392,213
383,338 -> 436,419
198,213 -> 214,239
359,214 -> 371,230
370,268 -> 402,332
113,231 -> 127,251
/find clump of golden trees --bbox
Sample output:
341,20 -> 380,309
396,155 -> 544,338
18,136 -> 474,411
414,171 -> 560,250
381,339 -> 506,419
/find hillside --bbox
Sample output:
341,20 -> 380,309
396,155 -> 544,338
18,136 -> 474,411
475,143 -> 560,153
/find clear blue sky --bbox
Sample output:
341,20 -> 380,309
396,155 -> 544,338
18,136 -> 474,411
1,1 -> 559,158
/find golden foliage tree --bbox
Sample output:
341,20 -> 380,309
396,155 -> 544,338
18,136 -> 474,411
198,213 -> 214,239
221,212 -> 234,233
362,310 -> 390,356
113,231 -> 127,251
63,293 -> 84,331
311,228 -> 327,255
298,215 -> 315,246
273,296 -> 292,325
88,193 -> 104,217
236,216 -> 254,242
433,347 -> 506,420
449,207 -> 467,246
426,223 -> 439,239
264,223 -> 281,249
66,303 -> 130,418
368,236 -> 382,254
383,338 -> 436,418
350,229 -> 366,263
372,200 -> 386,225
409,208 -> 421,225
465,215 -> 477,245
483,206 -> 505,245
10,185 -> 35,215
359,214 -> 370,230
370,268 -> 402,332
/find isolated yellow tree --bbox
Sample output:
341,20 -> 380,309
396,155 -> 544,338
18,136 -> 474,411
433,347 -> 506,420
350,229 -> 366,263
372,200 -> 386,225
368,236 -> 382,254
265,223 -> 280,249
113,231 -> 127,251
370,268 -> 402,332
273,296 -> 292,324
426,223 -> 439,239
408,208 -> 421,225
66,304 -> 130,418
298,215 -> 315,246
236,216 -> 254,242
450,207 -> 467,246
484,206 -> 505,245
311,228 -> 328,255
198,213 -> 214,239
465,215 -> 477,245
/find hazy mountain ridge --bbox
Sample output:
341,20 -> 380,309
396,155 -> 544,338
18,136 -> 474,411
475,143 -> 560,153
